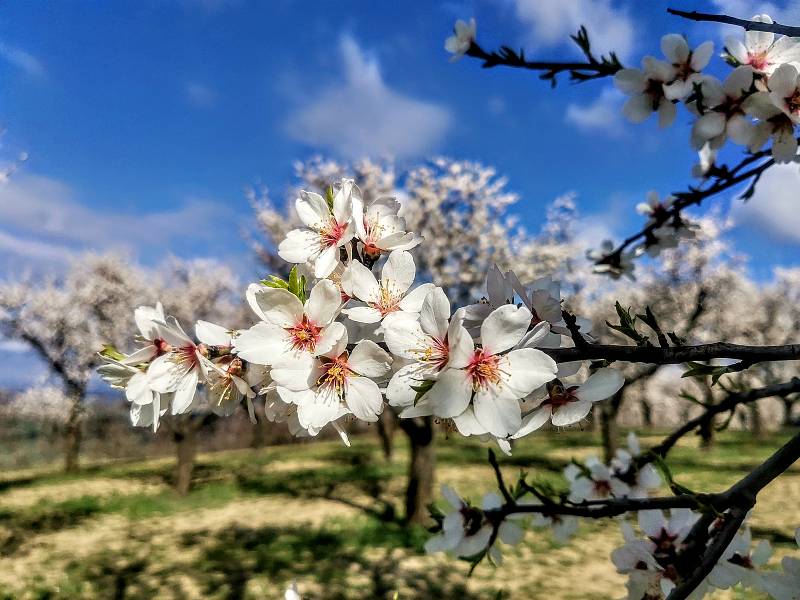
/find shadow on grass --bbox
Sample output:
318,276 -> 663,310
179,522 -> 489,600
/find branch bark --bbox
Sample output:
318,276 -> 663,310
667,8 -> 800,37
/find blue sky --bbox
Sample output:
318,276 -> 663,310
1,0 -> 799,386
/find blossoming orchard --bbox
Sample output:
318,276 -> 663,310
90,8 -> 800,600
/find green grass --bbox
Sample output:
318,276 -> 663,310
0,429 -> 797,599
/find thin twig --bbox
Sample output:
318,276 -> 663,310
667,8 -> 800,37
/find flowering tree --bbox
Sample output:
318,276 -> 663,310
94,7 -> 800,599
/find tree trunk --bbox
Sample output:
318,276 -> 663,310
399,417 -> 435,525
749,403 -> 765,439
600,390 -> 624,463
376,410 -> 396,461
174,426 -> 198,496
781,397 -> 795,428
63,384 -> 85,474
699,383 -> 716,450
640,399 -> 653,429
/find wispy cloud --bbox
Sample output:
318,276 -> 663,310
0,42 -> 45,78
510,0 -> 636,61
185,82 -> 217,109
0,174 -> 244,276
730,163 -> 800,244
565,87 -> 624,136
285,35 -> 453,159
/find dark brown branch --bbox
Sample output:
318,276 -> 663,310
668,8 -> 800,37
593,156 -> 775,270
646,378 -> 800,461
544,341 -> 800,366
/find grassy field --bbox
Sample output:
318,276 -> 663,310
0,429 -> 798,599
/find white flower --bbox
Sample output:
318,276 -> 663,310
587,241 -> 636,280
121,303 -> 169,365
512,368 -> 625,435
425,486 -> 521,560
285,582 -> 302,600
272,327 -> 392,428
691,143 -> 718,178
506,272 -> 570,345
352,194 -> 422,260
660,34 -> 714,101
690,66 -> 756,150
710,527 -> 772,590
743,90 -> 798,162
531,513 -> 579,544
445,18 -> 476,61
767,63 -> 800,123
615,57 -> 677,127
278,179 -> 356,278
343,250 -> 434,325
403,304 -> 557,438
565,457 -> 631,503
636,191 -> 675,223
725,14 -> 800,76
384,287 -> 472,409
762,529 -> 800,599
610,432 -> 662,498
456,264 -> 515,335
197,321 -> 258,421
97,356 -> 168,432
146,317 -> 212,415
233,279 -> 344,365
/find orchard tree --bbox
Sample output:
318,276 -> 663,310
95,7 -> 800,600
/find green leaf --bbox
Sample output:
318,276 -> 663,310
260,275 -> 289,289
99,345 -> 126,362
325,185 -> 335,211
410,379 -> 436,405
681,361 -> 733,386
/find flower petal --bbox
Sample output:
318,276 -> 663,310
480,304 -> 532,354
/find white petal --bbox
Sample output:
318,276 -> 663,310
195,320 -> 231,346
746,15 -> 775,55
270,353 -> 321,391
398,283 -> 435,313
315,321 -> 346,357
661,33 -> 689,64
305,279 -> 341,325
511,406 -> 551,439
622,94 -> 654,123
314,245 -> 340,279
383,315 -> 427,359
424,368 -> 472,418
502,349 -> 557,399
614,69 -> 647,94
446,320 -> 474,369
690,41 -> 714,71
768,63 -> 798,97
296,191 -> 329,227
346,260 -> 380,303
233,322 -> 290,365
575,368 -> 625,403
343,305 -> 384,324
345,376 -> 384,421
386,363 -> 425,407
278,229 -> 318,264
170,368 -> 199,415
480,304 -> 532,354
348,340 -> 392,378
551,399 -> 593,426
382,249 -> 416,295
473,389 -> 521,438
250,287 -> 304,328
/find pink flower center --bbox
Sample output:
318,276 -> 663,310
544,383 -> 579,407
415,336 -> 450,371
319,219 -> 347,249
748,52 -> 770,71
466,349 -> 502,391
317,353 -> 352,395
287,316 -> 322,353
592,478 -> 612,497
648,528 -> 679,553
785,90 -> 800,114
174,344 -> 200,369
154,338 -> 171,356
370,285 -> 401,316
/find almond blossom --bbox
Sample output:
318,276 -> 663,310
343,250 -> 434,325
383,287 -> 472,409
511,368 -> 625,435
767,63 -> 800,124
233,279 -> 345,365
725,14 -> 800,76
277,179 -> 356,278
690,66 -> 756,150
146,317 -> 213,415
445,18 -> 476,61
402,304 -> 557,438
565,457 -> 631,502
352,194 -> 422,261
615,56 -> 677,127
661,34 -> 714,101
743,91 -> 799,162
271,327 -> 392,429
709,527 -> 772,591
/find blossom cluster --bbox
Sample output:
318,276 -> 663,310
424,433 -> 661,564
98,179 -> 622,456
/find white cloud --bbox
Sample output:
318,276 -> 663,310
565,86 -> 624,135
285,35 -> 452,159
510,0 -> 636,61
0,43 -> 45,78
730,163 -> 800,244
185,82 -> 217,108
0,174 -> 243,275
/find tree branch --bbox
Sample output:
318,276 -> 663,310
667,8 -> 800,37
544,341 -> 800,366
